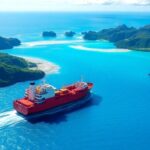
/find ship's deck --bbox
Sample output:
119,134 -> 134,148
19,98 -> 34,107
17,82 -> 93,107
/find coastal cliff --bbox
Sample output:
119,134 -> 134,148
0,37 -> 21,50
42,31 -> 56,37
65,31 -> 76,37
83,24 -> 150,50
0,53 -> 45,87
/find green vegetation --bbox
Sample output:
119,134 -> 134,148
83,24 -> 150,50
42,31 -> 56,37
65,31 -> 76,37
0,36 -> 21,50
0,53 -> 45,87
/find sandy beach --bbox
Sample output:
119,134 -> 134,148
22,56 -> 60,74
70,45 -> 131,53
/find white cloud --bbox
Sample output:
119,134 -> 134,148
0,0 -> 70,11
74,0 -> 150,5
0,0 -> 150,11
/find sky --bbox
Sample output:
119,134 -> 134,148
0,0 -> 150,12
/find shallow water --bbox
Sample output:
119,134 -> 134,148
0,12 -> 150,150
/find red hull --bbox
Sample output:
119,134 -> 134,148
14,83 -> 93,116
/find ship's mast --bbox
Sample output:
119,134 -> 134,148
28,81 -> 36,101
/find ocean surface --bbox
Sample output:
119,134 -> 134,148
0,12 -> 150,150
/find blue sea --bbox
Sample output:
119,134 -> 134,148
0,12 -> 150,150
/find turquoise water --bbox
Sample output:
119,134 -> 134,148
1,12 -> 150,150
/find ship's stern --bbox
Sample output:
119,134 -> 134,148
13,100 -> 29,116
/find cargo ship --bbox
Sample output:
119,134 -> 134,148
13,81 -> 93,116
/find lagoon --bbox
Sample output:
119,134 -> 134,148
0,12 -> 150,150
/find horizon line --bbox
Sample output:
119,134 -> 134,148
0,10 -> 150,13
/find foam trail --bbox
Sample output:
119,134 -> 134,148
70,45 -> 131,53
0,110 -> 24,129
20,40 -> 83,48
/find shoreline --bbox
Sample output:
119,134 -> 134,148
21,56 -> 60,74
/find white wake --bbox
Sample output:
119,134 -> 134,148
70,45 -> 131,53
0,110 -> 24,129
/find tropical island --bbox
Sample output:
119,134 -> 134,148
0,34 -> 60,87
65,31 -> 76,37
0,53 -> 45,87
0,36 -> 21,50
42,31 -> 57,37
83,24 -> 150,51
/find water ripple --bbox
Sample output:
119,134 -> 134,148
0,110 -> 24,129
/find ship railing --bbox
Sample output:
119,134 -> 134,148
35,96 -> 43,100
35,94 -> 42,97
34,98 -> 45,104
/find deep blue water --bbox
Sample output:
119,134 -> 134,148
0,12 -> 150,150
